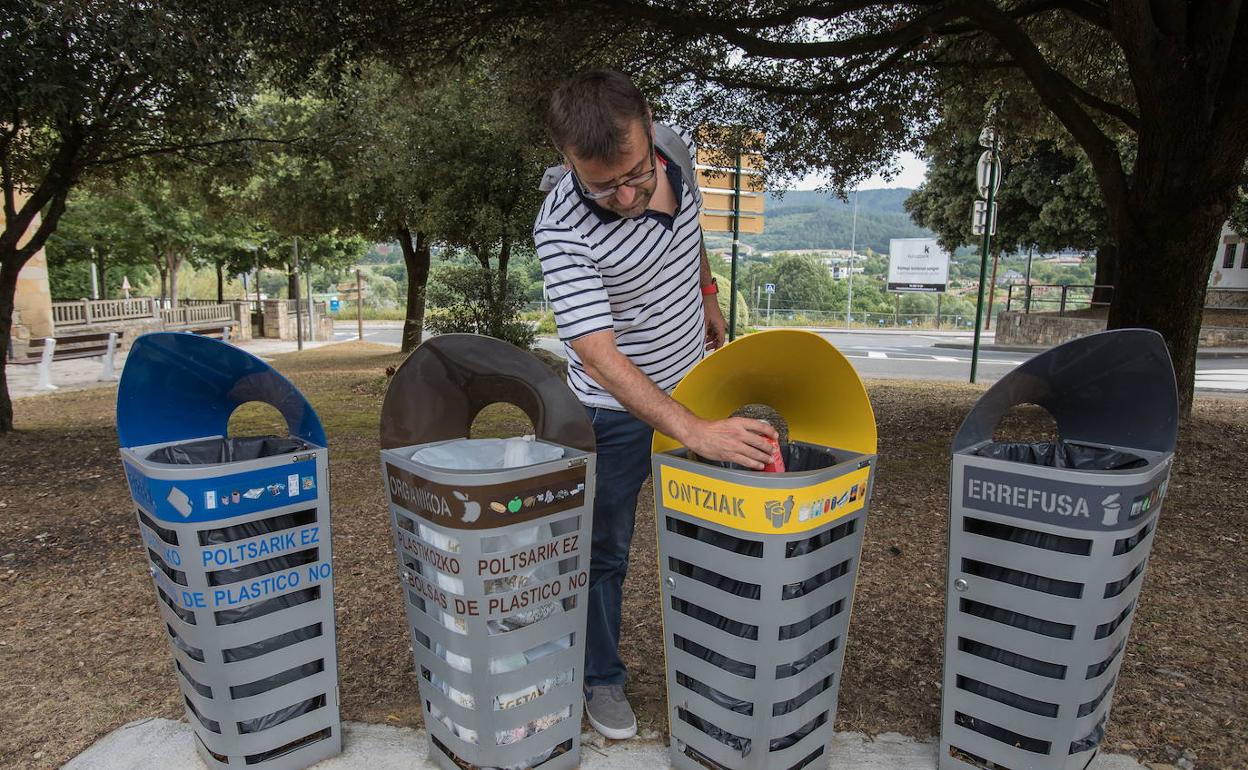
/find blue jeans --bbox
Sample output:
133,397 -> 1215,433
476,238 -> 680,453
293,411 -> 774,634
583,405 -> 654,687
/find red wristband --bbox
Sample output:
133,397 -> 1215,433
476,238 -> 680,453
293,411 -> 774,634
700,278 -> 719,296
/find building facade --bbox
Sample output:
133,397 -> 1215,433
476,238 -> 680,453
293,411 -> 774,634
1209,223 -> 1248,307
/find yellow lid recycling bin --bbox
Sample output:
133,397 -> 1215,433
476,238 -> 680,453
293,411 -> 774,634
652,330 -> 878,770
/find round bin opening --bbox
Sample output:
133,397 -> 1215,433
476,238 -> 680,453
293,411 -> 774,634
469,402 -> 536,439
990,403 -> 1060,446
228,400 -> 289,438
980,403 -> 1146,470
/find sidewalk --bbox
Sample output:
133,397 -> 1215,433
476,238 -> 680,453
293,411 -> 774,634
6,336 -> 340,400
64,719 -> 1153,770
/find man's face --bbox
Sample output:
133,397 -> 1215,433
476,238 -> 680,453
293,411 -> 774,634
567,119 -> 657,219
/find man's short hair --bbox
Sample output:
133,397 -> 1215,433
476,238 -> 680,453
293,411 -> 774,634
547,69 -> 649,163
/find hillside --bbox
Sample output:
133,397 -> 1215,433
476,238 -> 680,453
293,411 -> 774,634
703,187 -> 934,254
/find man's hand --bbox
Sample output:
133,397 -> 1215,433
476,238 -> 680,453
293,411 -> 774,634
681,416 -> 778,470
704,297 -> 727,351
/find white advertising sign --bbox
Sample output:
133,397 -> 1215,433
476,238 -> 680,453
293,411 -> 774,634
888,238 -> 950,293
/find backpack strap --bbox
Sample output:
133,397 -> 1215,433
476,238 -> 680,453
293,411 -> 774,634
653,124 -> 695,189
537,123 -> 697,192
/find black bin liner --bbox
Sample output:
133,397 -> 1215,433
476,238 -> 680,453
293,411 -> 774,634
238,694 -> 326,734
975,440 -> 1144,470
146,436 -> 309,465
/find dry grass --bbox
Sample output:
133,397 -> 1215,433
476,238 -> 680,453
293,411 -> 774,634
0,341 -> 1244,769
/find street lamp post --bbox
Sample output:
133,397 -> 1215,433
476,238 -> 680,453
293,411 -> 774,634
970,126 -> 1001,383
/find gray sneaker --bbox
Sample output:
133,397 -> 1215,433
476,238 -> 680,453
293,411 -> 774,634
584,685 -> 637,740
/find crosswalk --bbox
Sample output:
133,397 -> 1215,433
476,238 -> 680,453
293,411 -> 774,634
846,350 -> 1248,390
1194,369 -> 1248,392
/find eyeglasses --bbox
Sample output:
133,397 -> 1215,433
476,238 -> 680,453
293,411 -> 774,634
572,135 -> 657,201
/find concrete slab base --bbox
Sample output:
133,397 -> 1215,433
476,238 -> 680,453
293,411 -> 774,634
64,718 -> 1149,770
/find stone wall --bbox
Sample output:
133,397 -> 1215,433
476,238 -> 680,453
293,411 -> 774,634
996,312 -> 1105,347
260,300 -> 332,342
1208,289 -> 1248,309
998,311 -> 1248,348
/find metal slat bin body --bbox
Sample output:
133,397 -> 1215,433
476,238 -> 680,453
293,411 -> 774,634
379,334 -> 598,770
651,330 -> 879,770
940,329 -> 1179,770
115,333 -> 341,770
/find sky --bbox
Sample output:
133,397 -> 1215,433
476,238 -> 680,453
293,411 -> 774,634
793,150 -> 928,191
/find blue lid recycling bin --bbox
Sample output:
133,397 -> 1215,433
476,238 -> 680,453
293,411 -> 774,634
940,329 -> 1179,770
116,332 -> 342,770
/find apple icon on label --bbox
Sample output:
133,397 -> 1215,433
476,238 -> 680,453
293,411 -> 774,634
454,490 -> 480,523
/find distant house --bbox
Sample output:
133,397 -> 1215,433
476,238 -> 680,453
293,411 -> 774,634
1039,249 -> 1090,265
1208,223 -> 1248,307
831,265 -> 866,280
997,269 -> 1024,286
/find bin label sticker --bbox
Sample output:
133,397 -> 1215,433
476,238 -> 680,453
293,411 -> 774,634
122,459 -> 319,523
659,465 -> 872,534
394,528 -> 582,580
402,566 -> 588,620
200,525 -> 321,568
384,462 -> 587,529
152,557 -> 334,611
962,465 -> 1169,530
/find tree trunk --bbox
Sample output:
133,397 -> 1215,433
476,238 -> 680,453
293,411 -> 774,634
216,260 -> 225,303
398,225 -> 432,352
287,268 -> 298,300
165,247 -> 182,309
95,249 -> 108,299
985,248 -> 1000,330
1092,236 -> 1116,308
497,237 -> 511,305
157,265 -> 168,305
0,255 -> 20,432
1107,200 -> 1226,416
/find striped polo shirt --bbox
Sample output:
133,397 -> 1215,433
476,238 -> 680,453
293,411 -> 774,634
534,126 -> 706,410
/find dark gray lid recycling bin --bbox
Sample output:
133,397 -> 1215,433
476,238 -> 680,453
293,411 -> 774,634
117,332 -> 341,770
940,329 -> 1178,770
379,334 -> 596,770
651,330 -> 879,770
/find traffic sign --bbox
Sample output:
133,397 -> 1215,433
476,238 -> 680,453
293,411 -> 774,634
971,200 -> 997,236
764,283 -> 776,294
976,151 -> 1002,198
696,128 -> 766,235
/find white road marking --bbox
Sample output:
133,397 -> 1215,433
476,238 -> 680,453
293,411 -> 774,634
843,352 -> 1021,367
933,356 -> 960,362
1195,371 -> 1248,391
867,351 -> 887,359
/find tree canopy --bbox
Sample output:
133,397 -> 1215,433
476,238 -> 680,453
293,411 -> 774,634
321,0 -> 1248,412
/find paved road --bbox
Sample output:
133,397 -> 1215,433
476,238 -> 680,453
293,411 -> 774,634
334,324 -> 1248,394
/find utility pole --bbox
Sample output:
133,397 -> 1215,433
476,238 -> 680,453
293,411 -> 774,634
1024,244 -> 1035,312
846,188 -> 857,327
305,258 -> 315,342
293,237 -> 303,351
89,247 -> 99,300
985,250 -> 1001,331
970,126 -> 1001,383
728,150 -> 742,341
356,268 -> 364,341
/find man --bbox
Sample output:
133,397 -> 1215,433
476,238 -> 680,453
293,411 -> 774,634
534,70 -> 778,740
